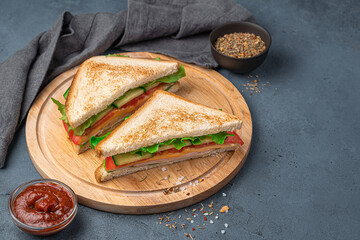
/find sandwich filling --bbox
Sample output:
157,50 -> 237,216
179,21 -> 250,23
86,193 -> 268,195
91,131 -> 244,173
51,65 -> 185,145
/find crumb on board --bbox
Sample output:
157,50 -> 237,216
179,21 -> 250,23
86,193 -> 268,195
219,206 -> 229,213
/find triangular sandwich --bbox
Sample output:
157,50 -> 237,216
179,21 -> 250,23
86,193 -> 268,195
92,90 -> 243,182
51,55 -> 185,153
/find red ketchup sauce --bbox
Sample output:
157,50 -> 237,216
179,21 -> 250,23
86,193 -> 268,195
13,182 -> 74,228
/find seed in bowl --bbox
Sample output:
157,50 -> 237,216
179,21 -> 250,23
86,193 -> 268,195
214,32 -> 266,58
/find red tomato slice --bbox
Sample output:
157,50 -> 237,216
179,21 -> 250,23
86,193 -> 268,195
105,156 -> 117,172
62,120 -> 69,132
62,120 -> 82,145
225,131 -> 244,145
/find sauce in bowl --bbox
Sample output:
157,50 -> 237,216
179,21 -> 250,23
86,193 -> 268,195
13,182 -> 74,228
9,179 -> 77,235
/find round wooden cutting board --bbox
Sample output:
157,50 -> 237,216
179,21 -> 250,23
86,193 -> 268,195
26,52 -> 252,214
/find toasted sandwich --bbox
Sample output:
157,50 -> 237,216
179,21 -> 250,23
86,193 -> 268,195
51,55 -> 185,153
92,90 -> 244,182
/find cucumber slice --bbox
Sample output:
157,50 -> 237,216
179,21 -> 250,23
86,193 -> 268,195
112,88 -> 144,108
113,152 -> 153,166
112,83 -> 160,109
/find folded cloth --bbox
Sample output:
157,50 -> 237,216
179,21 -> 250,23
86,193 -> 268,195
0,0 -> 254,168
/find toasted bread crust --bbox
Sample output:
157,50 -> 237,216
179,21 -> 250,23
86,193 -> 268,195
65,56 -> 180,128
96,90 -> 242,157
95,143 -> 239,182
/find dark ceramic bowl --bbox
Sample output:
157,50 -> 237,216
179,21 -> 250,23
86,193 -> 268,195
210,21 -> 271,73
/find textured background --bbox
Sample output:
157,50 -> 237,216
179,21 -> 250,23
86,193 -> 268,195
1,0 -> 359,239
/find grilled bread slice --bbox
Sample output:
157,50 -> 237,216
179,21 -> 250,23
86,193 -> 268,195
66,56 -> 179,128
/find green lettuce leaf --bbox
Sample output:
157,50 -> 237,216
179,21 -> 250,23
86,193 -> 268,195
72,115 -> 98,136
142,65 -> 185,88
155,57 -> 161,60
51,97 -> 112,136
90,132 -> 112,149
51,98 -> 68,123
64,87 -> 70,100
129,132 -> 232,156
144,144 -> 160,154
172,138 -> 187,150
124,114 -> 132,121
210,132 -> 234,145
73,106 -> 114,136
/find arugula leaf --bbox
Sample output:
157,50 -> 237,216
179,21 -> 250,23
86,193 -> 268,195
64,87 -> 70,100
106,54 -> 130,57
90,132 -> 112,149
142,65 -> 185,88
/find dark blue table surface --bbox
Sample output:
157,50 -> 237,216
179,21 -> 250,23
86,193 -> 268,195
1,1 -> 359,239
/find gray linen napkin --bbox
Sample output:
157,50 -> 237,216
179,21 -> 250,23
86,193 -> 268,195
0,0 -> 254,168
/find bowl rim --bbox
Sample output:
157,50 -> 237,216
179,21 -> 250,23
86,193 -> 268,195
8,179 -> 78,232
210,21 -> 272,60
